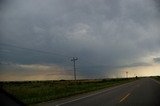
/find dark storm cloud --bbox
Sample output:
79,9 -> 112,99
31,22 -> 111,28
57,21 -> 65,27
117,62 -> 152,68
153,57 -> 160,63
0,0 -> 160,79
154,0 -> 160,12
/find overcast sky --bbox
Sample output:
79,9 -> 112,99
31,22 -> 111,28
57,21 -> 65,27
0,0 -> 160,81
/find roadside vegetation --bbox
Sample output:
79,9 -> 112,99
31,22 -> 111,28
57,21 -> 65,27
152,76 -> 160,81
0,78 -> 137,105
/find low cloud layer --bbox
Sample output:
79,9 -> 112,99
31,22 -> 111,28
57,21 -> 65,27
153,57 -> 160,63
0,63 -> 74,81
0,0 -> 160,80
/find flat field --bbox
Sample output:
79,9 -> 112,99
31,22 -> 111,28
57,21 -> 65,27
0,78 -> 137,105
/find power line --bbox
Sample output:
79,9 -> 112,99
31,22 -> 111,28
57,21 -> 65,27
0,43 -> 77,69
0,43 -> 70,58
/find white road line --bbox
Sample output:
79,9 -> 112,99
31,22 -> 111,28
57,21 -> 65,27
150,78 -> 160,85
56,81 -> 138,106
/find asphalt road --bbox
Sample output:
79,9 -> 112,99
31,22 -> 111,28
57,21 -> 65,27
38,78 -> 160,106
0,89 -> 25,106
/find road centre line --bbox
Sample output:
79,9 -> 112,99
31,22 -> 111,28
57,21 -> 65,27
119,93 -> 130,103
56,81 -> 137,106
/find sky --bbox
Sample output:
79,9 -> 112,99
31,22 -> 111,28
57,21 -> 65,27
0,0 -> 160,81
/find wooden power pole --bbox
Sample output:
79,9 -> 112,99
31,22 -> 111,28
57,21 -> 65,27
71,57 -> 78,81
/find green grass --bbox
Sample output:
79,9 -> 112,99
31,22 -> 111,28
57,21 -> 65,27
152,76 -> 160,81
0,78 -> 137,105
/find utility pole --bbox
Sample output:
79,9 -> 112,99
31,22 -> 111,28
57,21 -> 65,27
71,57 -> 78,81
126,71 -> 128,78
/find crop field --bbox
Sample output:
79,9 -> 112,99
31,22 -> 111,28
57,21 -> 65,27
0,78 -> 137,105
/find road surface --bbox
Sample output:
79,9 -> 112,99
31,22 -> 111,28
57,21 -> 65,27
37,78 -> 160,106
0,88 -> 25,106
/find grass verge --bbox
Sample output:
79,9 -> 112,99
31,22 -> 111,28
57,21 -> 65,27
0,78 -> 137,105
152,76 -> 160,81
